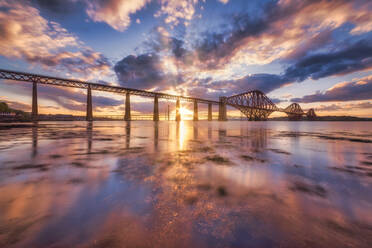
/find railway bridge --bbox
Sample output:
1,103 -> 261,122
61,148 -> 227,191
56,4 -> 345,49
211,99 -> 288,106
0,69 -> 316,121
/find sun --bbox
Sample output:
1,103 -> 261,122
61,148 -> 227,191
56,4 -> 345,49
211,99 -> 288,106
172,106 -> 193,120
179,107 -> 193,117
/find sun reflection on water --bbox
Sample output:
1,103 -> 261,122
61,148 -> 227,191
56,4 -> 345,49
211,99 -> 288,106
177,121 -> 187,150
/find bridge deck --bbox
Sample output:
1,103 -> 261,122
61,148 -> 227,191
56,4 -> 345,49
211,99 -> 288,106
0,69 -> 219,104
0,68 -> 314,118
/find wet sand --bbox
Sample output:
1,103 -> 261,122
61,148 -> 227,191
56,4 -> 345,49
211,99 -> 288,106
0,121 -> 371,248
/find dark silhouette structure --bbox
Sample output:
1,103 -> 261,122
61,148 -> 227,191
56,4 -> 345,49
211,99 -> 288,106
0,69 -> 316,121
284,103 -> 304,121
225,90 -> 277,121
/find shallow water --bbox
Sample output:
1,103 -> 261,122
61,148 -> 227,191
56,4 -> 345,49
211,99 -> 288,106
0,121 -> 371,248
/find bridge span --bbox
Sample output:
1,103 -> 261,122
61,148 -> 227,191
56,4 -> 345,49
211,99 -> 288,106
0,69 -> 316,121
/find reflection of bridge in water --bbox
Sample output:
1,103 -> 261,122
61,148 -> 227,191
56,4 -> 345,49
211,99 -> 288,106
0,69 -> 316,121
29,121 -> 271,160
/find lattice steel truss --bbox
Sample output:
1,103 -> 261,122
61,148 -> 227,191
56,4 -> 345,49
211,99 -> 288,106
225,90 -> 279,120
283,103 -> 304,120
0,69 -> 219,104
306,108 -> 316,119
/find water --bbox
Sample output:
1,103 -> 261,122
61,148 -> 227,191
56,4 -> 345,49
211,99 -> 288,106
0,121 -> 371,248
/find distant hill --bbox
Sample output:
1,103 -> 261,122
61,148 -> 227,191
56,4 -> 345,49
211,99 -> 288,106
268,116 -> 372,121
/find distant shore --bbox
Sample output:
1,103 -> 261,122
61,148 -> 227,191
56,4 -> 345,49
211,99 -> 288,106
268,116 -> 372,121
1,115 -> 372,122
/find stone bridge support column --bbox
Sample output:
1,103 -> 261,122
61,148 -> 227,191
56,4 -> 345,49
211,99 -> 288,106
208,103 -> 212,121
193,100 -> 198,121
218,97 -> 227,121
32,82 -> 38,121
124,92 -> 131,121
86,84 -> 93,121
153,94 -> 159,121
175,98 -> 181,122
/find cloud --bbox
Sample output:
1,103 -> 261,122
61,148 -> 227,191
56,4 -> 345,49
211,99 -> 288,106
32,0 -> 78,14
0,0 -> 111,77
114,53 -> 165,90
191,0 -> 372,70
210,74 -> 290,95
315,104 -> 343,112
115,35 -> 371,98
109,0 -> 372,99
155,0 -> 199,27
194,10 -> 272,69
207,39 -> 372,97
291,76 -> 372,103
271,98 -> 286,104
85,0 -> 150,32
35,0 -> 192,32
284,30 -> 334,60
316,102 -> 372,112
353,102 -> 372,109
284,40 -> 372,82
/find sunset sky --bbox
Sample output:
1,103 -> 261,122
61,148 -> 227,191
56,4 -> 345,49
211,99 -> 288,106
0,0 -> 371,117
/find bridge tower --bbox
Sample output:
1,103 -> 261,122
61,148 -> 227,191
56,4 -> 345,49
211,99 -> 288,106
175,98 -> 181,121
208,103 -> 212,121
124,92 -> 131,121
86,84 -> 93,121
153,94 -> 159,121
193,100 -> 198,121
32,82 -> 38,121
218,97 -> 227,121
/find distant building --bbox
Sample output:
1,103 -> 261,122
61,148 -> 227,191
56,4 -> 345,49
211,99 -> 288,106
0,112 -> 17,121
0,112 -> 16,117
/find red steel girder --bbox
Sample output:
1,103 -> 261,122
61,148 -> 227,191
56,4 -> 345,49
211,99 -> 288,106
225,90 -> 278,120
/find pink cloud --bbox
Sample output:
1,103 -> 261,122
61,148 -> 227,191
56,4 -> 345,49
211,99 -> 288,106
316,101 -> 372,112
85,0 -> 150,31
0,0 -> 110,77
292,76 -> 372,103
191,0 -> 372,70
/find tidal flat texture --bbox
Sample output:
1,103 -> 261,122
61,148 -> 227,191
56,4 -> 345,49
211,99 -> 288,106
0,121 -> 372,248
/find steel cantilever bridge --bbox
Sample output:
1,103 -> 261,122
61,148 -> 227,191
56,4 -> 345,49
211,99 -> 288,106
0,69 -> 316,121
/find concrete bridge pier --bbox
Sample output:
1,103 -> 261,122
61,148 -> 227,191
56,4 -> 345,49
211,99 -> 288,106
32,82 -> 38,121
153,94 -> 159,121
218,97 -> 227,121
208,103 -> 212,121
193,100 -> 198,121
86,84 -> 93,121
175,98 -> 181,121
124,92 -> 131,121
